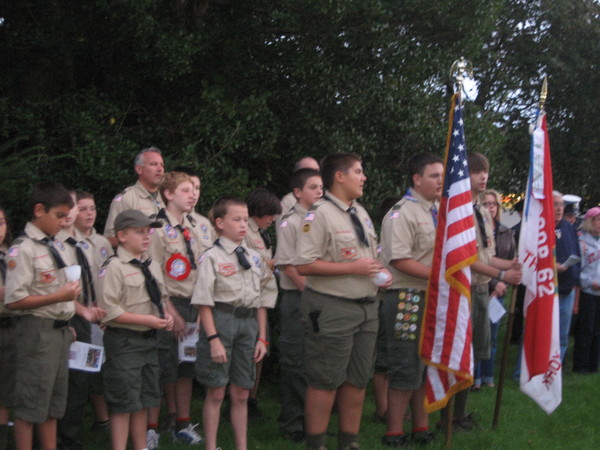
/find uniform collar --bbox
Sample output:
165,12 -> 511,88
217,236 -> 242,254
324,191 -> 355,211
249,217 -> 260,232
407,188 -> 437,211
134,180 -> 162,202
116,246 -> 147,263
25,222 -> 52,241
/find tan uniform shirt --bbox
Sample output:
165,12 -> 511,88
244,218 -> 278,307
191,236 -> 275,309
75,228 -> 113,279
380,189 -> 438,291
189,211 -> 217,252
275,203 -> 307,291
295,192 -> 379,299
4,222 -> 77,320
473,204 -> 496,286
98,246 -> 168,331
280,192 -> 297,217
149,210 -> 203,298
103,181 -> 164,238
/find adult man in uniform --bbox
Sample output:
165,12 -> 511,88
104,147 -> 165,247
295,153 -> 392,450
378,153 -> 443,446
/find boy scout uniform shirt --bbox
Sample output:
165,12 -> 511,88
189,211 -> 217,252
275,203 -> 307,291
98,246 -> 168,331
4,222 -> 77,320
149,210 -> 203,298
75,228 -> 113,279
244,217 -> 278,307
380,189 -> 438,291
473,204 -> 495,286
295,192 -> 379,299
191,236 -> 275,309
103,181 -> 165,239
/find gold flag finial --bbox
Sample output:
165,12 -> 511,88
450,57 -> 473,94
539,76 -> 548,110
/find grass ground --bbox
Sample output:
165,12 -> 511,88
77,333 -> 599,450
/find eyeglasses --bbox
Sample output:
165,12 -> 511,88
482,201 -> 499,207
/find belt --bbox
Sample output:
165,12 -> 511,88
214,302 -> 256,318
108,327 -> 157,339
305,287 -> 376,304
0,316 -> 18,329
53,320 -> 69,328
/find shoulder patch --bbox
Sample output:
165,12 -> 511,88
8,246 -> 19,257
304,211 -> 316,222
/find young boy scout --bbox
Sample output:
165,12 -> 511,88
148,172 -> 204,444
295,153 -> 392,450
4,182 -> 83,450
98,209 -> 174,450
275,168 -> 323,442
191,197 -> 275,450
56,191 -> 108,449
378,153 -> 443,446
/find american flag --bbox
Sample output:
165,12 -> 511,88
518,111 -> 561,414
419,92 -> 478,412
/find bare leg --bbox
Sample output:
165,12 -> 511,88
410,385 -> 428,430
14,418 -> 33,450
109,412 -> 131,450
372,372 -> 389,420
164,382 -> 177,416
386,388 -> 412,434
229,384 -> 249,450
175,377 -> 194,419
203,386 -> 226,450
37,418 -> 58,450
130,408 -> 149,450
304,386 -> 336,435
90,394 -> 110,422
337,382 -> 366,434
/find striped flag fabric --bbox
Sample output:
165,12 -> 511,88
518,110 -> 561,414
419,92 -> 478,412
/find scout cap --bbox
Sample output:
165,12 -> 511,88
114,209 -> 162,232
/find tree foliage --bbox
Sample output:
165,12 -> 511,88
1,0 -> 598,229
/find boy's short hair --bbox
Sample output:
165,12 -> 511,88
76,190 -> 94,202
30,182 -> 74,216
407,153 -> 443,187
246,188 -> 282,217
159,172 -> 192,204
290,168 -> 321,192
212,197 -> 247,221
467,152 -> 490,173
320,152 -> 362,190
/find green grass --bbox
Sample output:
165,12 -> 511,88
79,337 -> 598,449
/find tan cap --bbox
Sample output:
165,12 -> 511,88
114,209 -> 162,232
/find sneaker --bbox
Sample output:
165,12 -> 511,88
173,423 -> 203,445
91,420 -> 110,432
411,430 -> 435,445
381,434 -> 409,447
146,429 -> 160,450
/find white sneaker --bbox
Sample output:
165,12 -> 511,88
173,423 -> 203,445
147,429 -> 160,450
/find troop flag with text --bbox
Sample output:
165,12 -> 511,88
518,110 -> 562,414
420,93 -> 478,412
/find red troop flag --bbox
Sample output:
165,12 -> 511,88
420,93 -> 478,412
518,110 -> 562,414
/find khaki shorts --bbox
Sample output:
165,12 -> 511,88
195,307 -> 257,389
381,289 -> 426,390
14,315 -> 71,423
300,288 -> 378,390
102,327 -> 161,414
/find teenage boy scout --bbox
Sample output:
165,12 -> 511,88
104,147 -> 165,247
378,153 -> 443,447
4,182 -> 82,450
295,153 -> 392,450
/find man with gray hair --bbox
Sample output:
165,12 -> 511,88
103,147 -> 165,247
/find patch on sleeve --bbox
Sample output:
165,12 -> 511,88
280,220 -> 288,228
304,211 -> 315,222
8,246 -> 19,257
390,211 -> 400,220
7,259 -> 17,270
114,195 -> 123,202
198,253 -> 206,265
98,267 -> 107,278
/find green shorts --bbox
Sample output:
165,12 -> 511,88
102,327 -> 161,414
14,315 -> 71,423
471,285 -> 491,361
300,288 -> 378,390
0,316 -> 18,407
171,297 -> 196,379
157,330 -> 178,384
381,289 -> 426,390
374,300 -> 388,373
195,307 -> 257,389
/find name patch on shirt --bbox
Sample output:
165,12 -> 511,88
218,263 -> 236,277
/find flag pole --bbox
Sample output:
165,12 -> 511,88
493,77 -> 549,428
